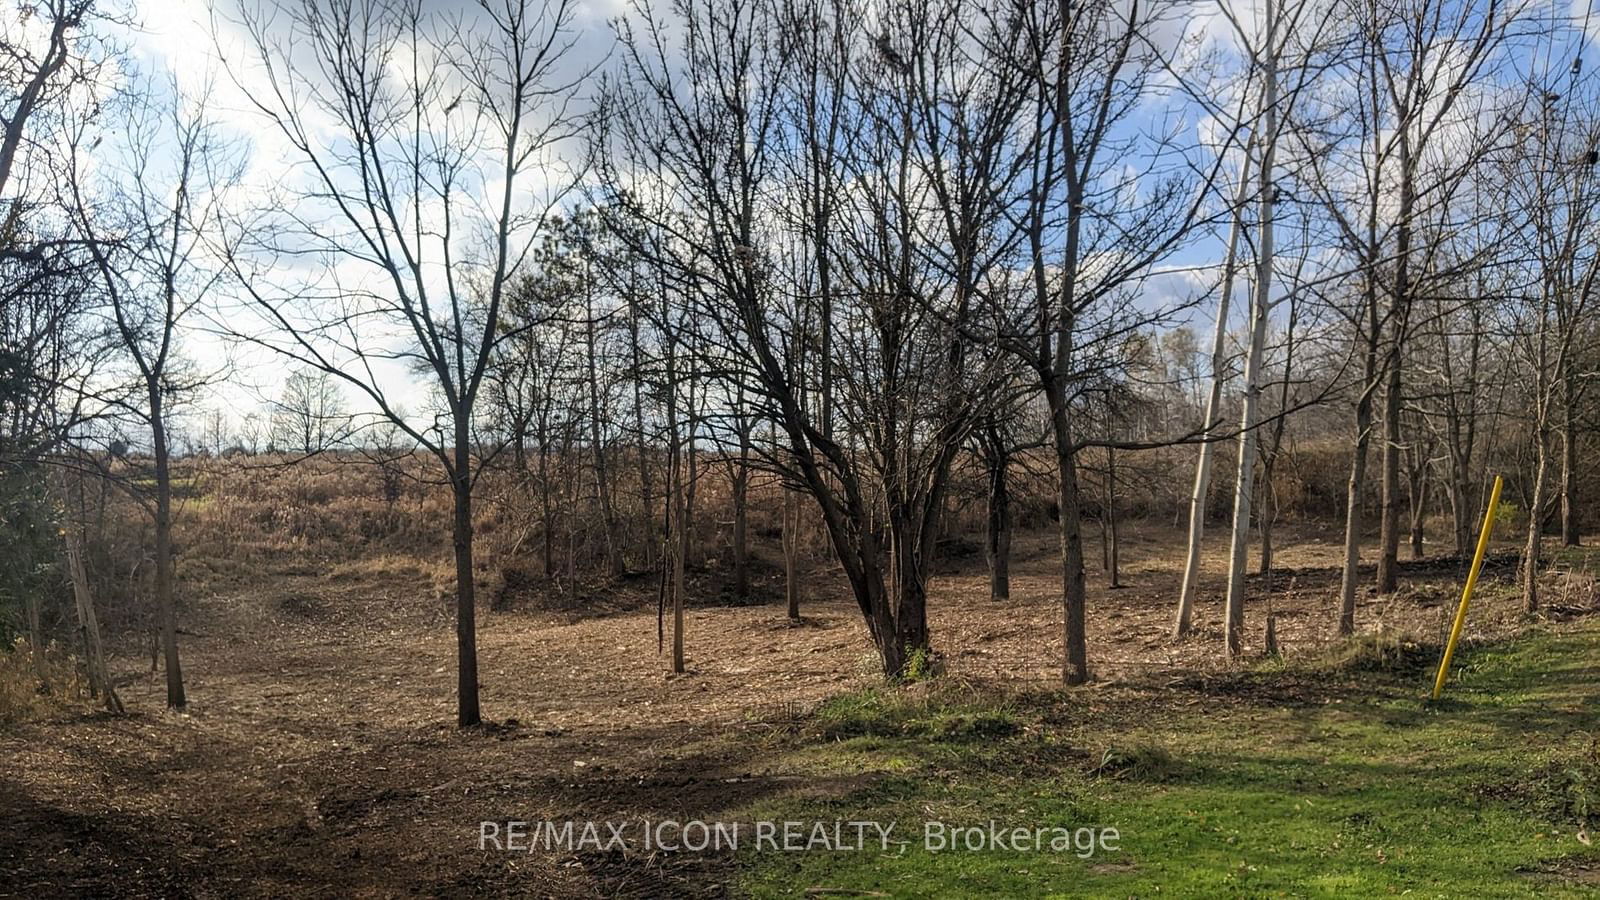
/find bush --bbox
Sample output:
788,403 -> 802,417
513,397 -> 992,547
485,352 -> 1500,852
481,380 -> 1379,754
1311,631 -> 1440,676
0,638 -> 91,724
0,467 -> 65,644
1092,743 -> 1184,782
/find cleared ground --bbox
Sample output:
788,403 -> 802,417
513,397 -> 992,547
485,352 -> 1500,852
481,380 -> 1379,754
2,524 -> 1594,897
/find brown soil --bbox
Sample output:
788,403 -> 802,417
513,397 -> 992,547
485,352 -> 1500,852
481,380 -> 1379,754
0,524 -> 1564,898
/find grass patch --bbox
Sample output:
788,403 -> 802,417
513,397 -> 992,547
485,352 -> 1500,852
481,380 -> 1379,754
736,623 -> 1600,897
812,683 -> 1020,742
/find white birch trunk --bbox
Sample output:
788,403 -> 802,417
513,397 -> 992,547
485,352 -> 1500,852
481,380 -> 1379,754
1224,3 -> 1278,656
1173,139 -> 1255,638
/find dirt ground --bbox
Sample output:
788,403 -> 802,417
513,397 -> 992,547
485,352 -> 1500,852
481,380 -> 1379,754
0,523 -> 1572,898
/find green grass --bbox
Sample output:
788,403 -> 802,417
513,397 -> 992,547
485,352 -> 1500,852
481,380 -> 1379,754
735,624 -> 1600,897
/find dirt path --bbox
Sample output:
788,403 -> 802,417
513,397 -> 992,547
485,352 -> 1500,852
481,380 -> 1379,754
0,525 -> 1556,897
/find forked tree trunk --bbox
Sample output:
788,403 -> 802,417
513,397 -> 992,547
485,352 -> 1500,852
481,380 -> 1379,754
1173,141 -> 1253,638
1339,79 -> 1388,637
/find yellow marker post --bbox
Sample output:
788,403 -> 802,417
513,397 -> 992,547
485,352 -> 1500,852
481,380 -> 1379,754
1431,474 -> 1504,701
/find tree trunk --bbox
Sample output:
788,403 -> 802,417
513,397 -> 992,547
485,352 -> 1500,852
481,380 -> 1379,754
1524,431 -> 1549,613
539,432 -> 554,578
1223,299 -> 1270,655
1257,299 -> 1295,585
1223,39 -> 1276,657
586,270 -> 624,576
1376,120 -> 1416,595
1046,383 -> 1089,684
1258,461 -> 1278,580
630,286 -> 656,571
983,433 -> 1012,602
732,460 -> 749,602
1049,136 -> 1089,685
452,428 -> 482,727
564,431 -> 578,584
1408,460 -> 1429,560
1447,449 -> 1472,559
672,463 -> 687,673
783,486 -> 801,620
1338,394 -> 1374,636
1173,139 -> 1254,638
1376,358 -> 1403,593
150,388 -> 185,709
65,533 -> 122,714
1106,444 -> 1120,589
667,346 -> 687,673
889,534 -> 930,675
732,407 -> 751,601
681,361 -> 700,566
1443,313 -> 1481,559
1561,375 -> 1578,546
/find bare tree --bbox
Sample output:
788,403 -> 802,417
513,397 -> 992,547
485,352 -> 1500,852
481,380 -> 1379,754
223,0 -> 587,726
1002,0 -> 1228,682
1499,34 -> 1600,611
1172,137 -> 1253,638
270,368 -> 350,454
1293,0 -> 1520,630
63,78 -> 244,709
0,0 -> 95,198
599,0 -> 1029,677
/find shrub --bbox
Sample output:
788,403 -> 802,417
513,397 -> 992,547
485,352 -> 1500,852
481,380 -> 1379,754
0,638 -> 91,724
